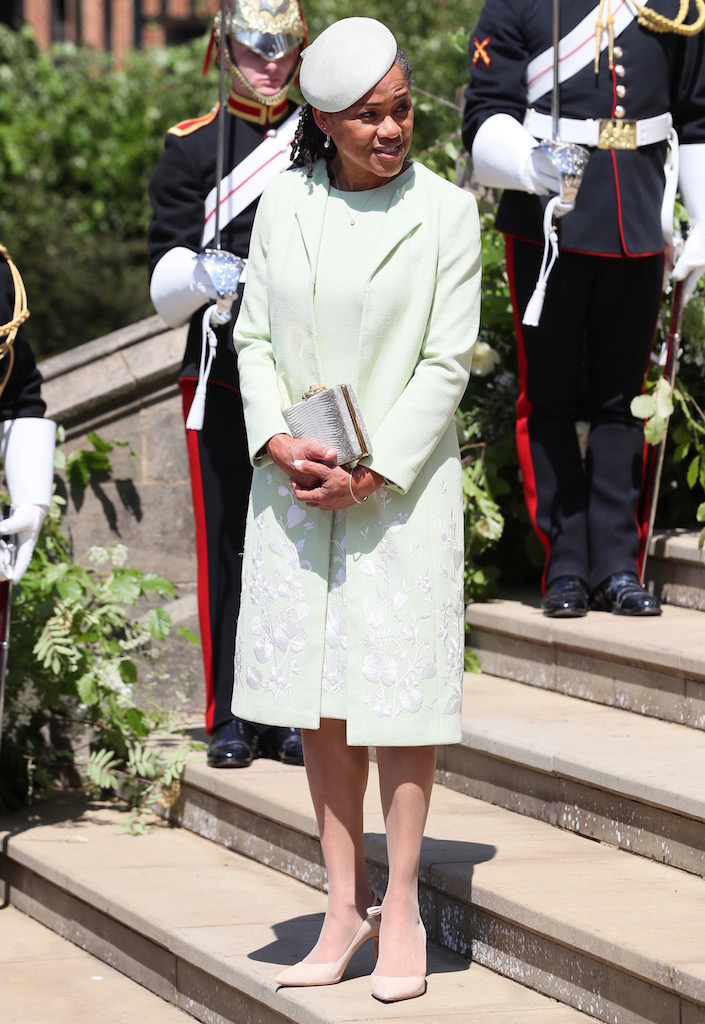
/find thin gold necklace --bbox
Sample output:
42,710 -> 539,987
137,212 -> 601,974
332,169 -> 378,226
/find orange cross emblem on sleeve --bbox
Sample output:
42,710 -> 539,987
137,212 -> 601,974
472,36 -> 491,68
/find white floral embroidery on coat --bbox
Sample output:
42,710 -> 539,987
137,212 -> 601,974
360,484 -> 464,721
235,476 -> 313,698
322,509 -> 348,693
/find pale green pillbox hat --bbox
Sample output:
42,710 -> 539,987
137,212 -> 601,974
299,17 -> 397,113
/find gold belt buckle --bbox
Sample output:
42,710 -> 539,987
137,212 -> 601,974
598,118 -> 637,150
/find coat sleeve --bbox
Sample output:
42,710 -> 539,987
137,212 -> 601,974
232,178 -> 291,465
365,184 -> 482,493
462,0 -> 532,153
147,133 -> 206,277
671,21 -> 705,143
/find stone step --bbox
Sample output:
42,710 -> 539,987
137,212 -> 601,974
0,904 -> 193,1024
466,596 -> 705,730
160,753 -> 705,1024
0,797 -> 595,1024
433,674 -> 705,876
646,530 -> 705,611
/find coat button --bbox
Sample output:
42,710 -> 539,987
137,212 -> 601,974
613,46 -> 623,58
615,64 -> 625,77
614,105 -> 626,118
616,84 -> 626,98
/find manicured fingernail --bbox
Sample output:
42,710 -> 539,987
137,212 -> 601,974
293,460 -> 303,469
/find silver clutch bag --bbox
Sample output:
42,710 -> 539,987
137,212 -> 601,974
283,385 -> 372,466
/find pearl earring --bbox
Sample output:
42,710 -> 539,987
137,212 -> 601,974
323,133 -> 331,150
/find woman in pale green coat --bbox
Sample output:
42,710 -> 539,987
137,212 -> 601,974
232,18 -> 481,1005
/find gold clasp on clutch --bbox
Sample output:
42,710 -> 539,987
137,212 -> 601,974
302,385 -> 327,400
598,119 -> 637,150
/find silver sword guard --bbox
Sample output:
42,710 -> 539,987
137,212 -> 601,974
195,249 -> 246,326
533,140 -> 591,214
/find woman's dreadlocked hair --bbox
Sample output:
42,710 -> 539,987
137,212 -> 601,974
290,103 -> 334,177
290,48 -> 414,178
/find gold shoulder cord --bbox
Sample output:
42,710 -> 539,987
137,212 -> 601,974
0,243 -> 29,402
596,0 -> 705,73
632,0 -> 705,34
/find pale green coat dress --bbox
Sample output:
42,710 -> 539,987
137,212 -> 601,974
231,158 -> 481,746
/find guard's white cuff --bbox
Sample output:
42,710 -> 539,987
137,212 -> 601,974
678,144 -> 705,225
472,113 -> 556,195
150,246 -> 218,328
1,417 -> 55,508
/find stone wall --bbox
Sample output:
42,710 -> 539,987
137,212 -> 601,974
39,315 -> 197,588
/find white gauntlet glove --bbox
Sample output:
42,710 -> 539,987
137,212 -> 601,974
150,246 -> 219,328
672,144 -> 705,305
0,417 -> 56,583
472,113 -> 564,196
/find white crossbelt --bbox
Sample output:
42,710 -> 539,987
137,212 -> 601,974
201,107 -> 300,248
525,0 -> 637,104
524,110 -> 673,148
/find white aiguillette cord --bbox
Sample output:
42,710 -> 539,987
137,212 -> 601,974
522,195 -> 562,327
185,303 -> 221,431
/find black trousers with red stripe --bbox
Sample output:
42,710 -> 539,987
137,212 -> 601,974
506,236 -> 664,592
180,378 -> 252,733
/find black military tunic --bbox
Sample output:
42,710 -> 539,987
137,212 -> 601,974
462,0 -> 705,591
147,94 -> 299,733
0,253 -> 46,421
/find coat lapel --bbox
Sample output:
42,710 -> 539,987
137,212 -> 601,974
294,163 -> 330,272
367,165 -> 423,281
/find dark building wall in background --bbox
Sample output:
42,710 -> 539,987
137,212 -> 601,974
0,0 -> 219,62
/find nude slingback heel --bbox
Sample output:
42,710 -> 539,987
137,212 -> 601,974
275,897 -> 382,988
369,913 -> 427,1003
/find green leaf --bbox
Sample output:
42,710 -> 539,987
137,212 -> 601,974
76,673 -> 99,706
126,707 -> 150,738
56,575 -> 86,601
139,573 -> 175,597
119,659 -> 138,684
653,376 -> 675,419
86,432 -> 114,453
630,394 -> 655,419
687,456 -> 701,490
644,417 -> 668,445
145,607 -> 171,641
176,626 -> 200,647
108,570 -> 142,605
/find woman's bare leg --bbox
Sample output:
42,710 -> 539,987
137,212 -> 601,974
299,718 -> 375,963
374,745 -> 436,978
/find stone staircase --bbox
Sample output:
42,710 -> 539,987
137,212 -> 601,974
1,532 -> 704,1024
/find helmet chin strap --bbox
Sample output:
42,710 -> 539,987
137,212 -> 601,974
224,47 -> 301,106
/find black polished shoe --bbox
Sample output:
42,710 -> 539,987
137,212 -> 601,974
207,718 -> 256,768
542,575 -> 589,618
590,572 -> 662,616
258,726 -> 304,766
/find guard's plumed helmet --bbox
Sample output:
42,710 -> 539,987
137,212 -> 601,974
224,0 -> 306,61
207,0 -> 307,105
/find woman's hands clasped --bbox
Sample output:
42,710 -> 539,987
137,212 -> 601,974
266,433 -> 383,509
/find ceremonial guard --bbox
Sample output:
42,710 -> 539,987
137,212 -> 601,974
0,243 -> 56,755
0,244 -> 55,585
463,0 -> 705,616
148,0 -> 307,766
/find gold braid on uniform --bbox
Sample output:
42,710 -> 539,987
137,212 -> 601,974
632,0 -> 705,35
0,244 -> 29,402
595,0 -> 616,71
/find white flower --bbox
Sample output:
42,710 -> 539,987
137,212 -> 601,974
470,340 -> 501,377
87,545 -> 110,565
109,544 -> 128,567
